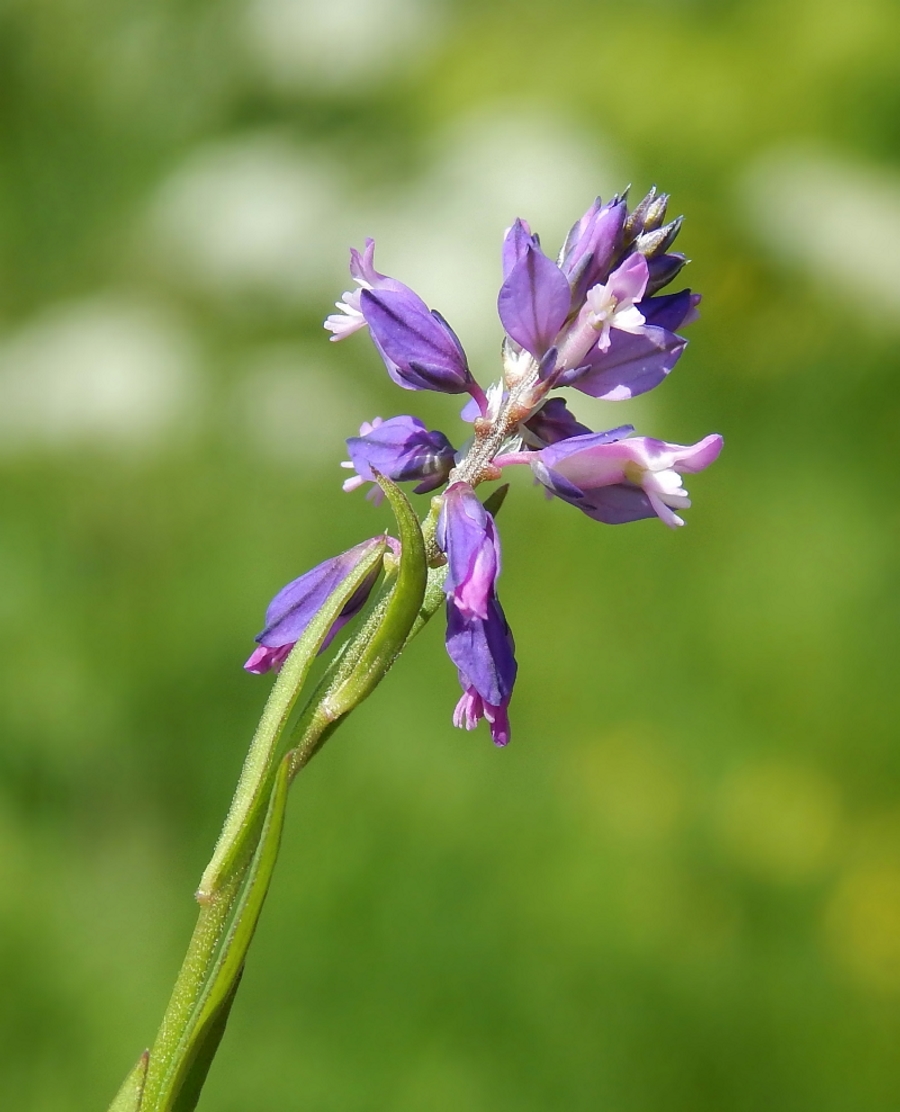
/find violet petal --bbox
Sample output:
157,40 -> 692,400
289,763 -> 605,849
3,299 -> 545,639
360,288 -> 471,393
497,244 -> 572,358
560,325 -> 687,400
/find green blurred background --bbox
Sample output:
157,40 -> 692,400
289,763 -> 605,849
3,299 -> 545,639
2,0 -> 899,1107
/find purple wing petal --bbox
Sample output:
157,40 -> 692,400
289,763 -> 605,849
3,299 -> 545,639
578,484 -> 658,524
641,289 -> 700,331
497,244 -> 572,358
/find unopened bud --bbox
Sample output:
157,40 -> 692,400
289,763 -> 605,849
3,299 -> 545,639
635,215 -> 683,258
646,252 -> 688,295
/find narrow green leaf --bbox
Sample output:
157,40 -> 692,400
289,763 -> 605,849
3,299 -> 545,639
107,1050 -> 149,1112
156,756 -> 290,1111
169,972 -> 242,1112
199,539 -> 386,898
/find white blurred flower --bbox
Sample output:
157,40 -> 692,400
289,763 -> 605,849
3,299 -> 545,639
369,106 -> 622,366
740,146 -> 900,319
0,297 -> 200,453
146,135 -> 348,302
243,0 -> 445,93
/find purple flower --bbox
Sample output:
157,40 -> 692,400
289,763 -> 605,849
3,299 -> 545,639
324,239 -> 408,340
244,538 -> 385,673
445,596 -> 517,747
342,416 -> 457,500
437,482 -> 501,621
326,238 -> 478,399
531,432 -> 724,528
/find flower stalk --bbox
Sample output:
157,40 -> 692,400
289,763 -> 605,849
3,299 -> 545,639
108,186 -> 722,1110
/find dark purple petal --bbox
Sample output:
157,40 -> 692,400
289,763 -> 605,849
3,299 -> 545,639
559,324 -> 687,400
501,218 -> 536,279
346,416 -> 456,495
576,484 -> 658,524
497,243 -> 572,358
641,289 -> 700,332
530,458 -> 655,524
360,288 -> 471,393
523,398 -> 593,446
437,482 -> 500,621
646,253 -> 688,295
445,595 -> 517,711
251,538 -> 384,663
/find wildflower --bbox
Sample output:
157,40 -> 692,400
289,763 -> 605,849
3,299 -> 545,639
325,238 -> 483,401
245,187 -> 723,743
244,538 -> 385,673
341,416 -> 457,500
530,432 -> 724,527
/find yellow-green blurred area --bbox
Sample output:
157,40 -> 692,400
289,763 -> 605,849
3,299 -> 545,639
1,0 -> 899,1107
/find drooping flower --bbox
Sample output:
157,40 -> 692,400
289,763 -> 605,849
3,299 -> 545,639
531,432 -> 724,527
341,416 -> 457,500
445,595 -> 517,747
437,482 -> 501,621
244,538 -> 385,673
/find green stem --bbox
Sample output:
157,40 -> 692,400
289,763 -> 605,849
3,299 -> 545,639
113,477 -> 432,1112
